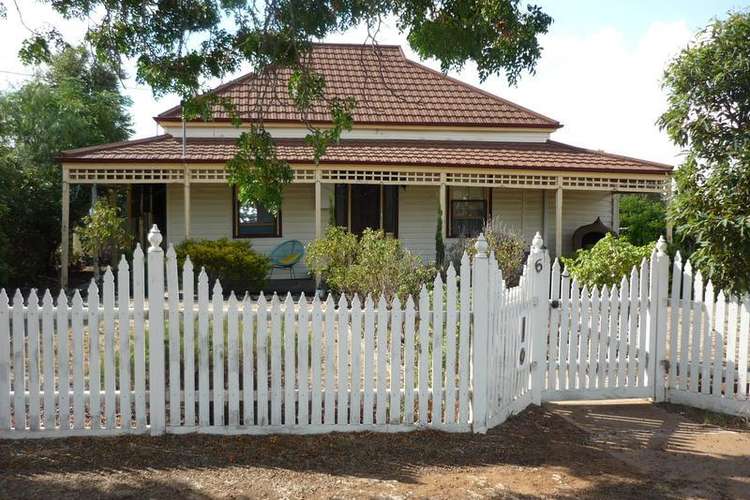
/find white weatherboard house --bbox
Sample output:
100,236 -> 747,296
59,43 -> 671,285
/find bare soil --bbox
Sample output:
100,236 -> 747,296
0,404 -> 748,499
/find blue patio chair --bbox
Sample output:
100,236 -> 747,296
269,240 -> 304,279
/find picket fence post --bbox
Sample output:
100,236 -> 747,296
528,233 -> 550,406
471,234 -> 490,433
147,225 -> 166,435
652,236 -> 670,402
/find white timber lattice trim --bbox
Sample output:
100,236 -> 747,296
67,166 -> 185,183
320,168 -> 441,184
63,163 -> 670,192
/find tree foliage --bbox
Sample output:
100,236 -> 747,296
75,199 -> 133,269
0,46 -> 132,288
658,10 -> 750,294
561,234 -> 653,289
10,0 -> 552,212
619,194 -> 667,247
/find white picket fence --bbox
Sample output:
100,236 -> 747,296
1,228 -> 748,440
0,226 -> 542,438
666,254 -> 750,416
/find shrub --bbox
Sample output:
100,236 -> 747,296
174,238 -> 270,294
306,227 -> 437,301
561,233 -> 653,288
446,216 -> 526,286
619,194 -> 666,246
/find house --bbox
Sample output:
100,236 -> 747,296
59,43 -> 671,286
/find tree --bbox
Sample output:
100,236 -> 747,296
619,194 -> 666,247
658,11 -> 750,294
8,0 -> 552,212
0,46 -> 132,289
75,199 -> 133,282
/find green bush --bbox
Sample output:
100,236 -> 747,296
174,238 -> 270,294
446,216 -> 526,286
619,194 -> 667,246
306,226 -> 437,301
561,233 -> 653,288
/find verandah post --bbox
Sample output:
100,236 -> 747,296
652,236 -> 670,402
528,232 -> 550,406
471,234 -> 490,433
147,225 -> 166,435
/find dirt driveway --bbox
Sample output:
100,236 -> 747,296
0,403 -> 748,499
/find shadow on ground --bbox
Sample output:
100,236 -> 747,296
0,405 -> 746,499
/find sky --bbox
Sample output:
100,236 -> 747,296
1,0 -> 748,165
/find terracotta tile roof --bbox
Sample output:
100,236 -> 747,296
156,43 -> 560,129
61,135 -> 672,174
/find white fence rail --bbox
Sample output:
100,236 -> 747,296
0,226 -> 542,438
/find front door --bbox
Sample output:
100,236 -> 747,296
350,185 -> 381,235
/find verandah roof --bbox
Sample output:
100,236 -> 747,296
60,134 -> 672,176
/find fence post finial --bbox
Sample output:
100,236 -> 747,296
474,233 -> 489,257
656,235 -> 668,256
531,232 -> 543,254
147,224 -> 163,252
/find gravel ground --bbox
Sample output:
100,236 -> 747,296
0,404 -> 745,499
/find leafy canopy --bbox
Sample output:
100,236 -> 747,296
0,46 -> 132,288
658,10 -> 750,294
9,0 -> 552,212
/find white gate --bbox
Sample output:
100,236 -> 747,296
482,234 -> 549,430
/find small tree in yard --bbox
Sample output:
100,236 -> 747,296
75,200 -> 132,281
435,207 -> 445,269
659,10 -> 750,294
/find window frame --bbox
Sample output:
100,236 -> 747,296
446,186 -> 492,238
232,188 -> 282,239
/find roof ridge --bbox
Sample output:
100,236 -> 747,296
399,57 -> 561,128
60,134 -> 174,156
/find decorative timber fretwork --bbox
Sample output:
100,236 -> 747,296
64,164 -> 670,193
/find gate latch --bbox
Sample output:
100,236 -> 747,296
549,299 -> 560,309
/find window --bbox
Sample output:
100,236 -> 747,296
233,189 -> 281,238
448,186 -> 490,238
